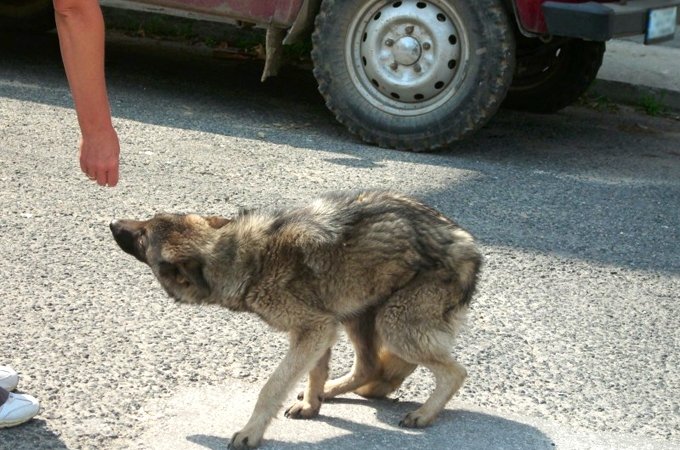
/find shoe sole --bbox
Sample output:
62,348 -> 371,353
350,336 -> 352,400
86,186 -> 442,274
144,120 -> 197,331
0,415 -> 37,428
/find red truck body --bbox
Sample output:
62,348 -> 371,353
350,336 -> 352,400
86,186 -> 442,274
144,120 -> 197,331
107,0 -> 675,40
3,0 -> 677,150
513,0 -> 586,33
110,0 -> 305,26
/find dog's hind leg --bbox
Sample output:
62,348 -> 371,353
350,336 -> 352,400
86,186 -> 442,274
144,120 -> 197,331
230,322 -> 336,449
353,349 -> 417,398
398,353 -> 466,428
376,279 -> 468,428
321,315 -> 381,399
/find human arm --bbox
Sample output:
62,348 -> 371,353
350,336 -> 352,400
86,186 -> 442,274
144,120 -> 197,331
54,0 -> 120,187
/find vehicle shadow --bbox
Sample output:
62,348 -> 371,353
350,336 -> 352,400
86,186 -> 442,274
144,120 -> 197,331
186,399 -> 555,450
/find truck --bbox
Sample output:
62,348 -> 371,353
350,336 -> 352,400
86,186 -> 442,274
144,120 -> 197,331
2,0 -> 678,151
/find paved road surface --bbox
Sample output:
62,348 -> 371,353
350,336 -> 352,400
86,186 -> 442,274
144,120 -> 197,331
1,30 -> 679,449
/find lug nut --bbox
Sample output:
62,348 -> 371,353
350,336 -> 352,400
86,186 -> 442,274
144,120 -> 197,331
413,64 -> 422,73
390,62 -> 399,71
385,39 -> 394,47
405,25 -> 414,34
422,42 -> 431,50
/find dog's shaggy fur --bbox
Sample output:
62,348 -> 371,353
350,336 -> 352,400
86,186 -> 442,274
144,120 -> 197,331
111,191 -> 481,449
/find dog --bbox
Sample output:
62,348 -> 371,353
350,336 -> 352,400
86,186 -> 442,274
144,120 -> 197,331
110,190 -> 481,449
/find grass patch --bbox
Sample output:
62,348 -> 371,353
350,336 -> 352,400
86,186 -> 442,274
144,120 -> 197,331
638,94 -> 667,116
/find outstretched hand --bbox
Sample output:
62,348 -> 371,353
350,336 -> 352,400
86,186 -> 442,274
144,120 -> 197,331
79,127 -> 120,187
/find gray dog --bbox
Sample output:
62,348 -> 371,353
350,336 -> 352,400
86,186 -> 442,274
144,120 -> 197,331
110,190 -> 482,449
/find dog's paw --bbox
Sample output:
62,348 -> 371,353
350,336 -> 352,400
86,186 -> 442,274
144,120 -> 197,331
229,429 -> 262,449
284,399 -> 321,419
399,411 -> 434,428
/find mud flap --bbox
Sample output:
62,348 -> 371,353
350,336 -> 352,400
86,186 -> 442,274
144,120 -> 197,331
261,26 -> 287,82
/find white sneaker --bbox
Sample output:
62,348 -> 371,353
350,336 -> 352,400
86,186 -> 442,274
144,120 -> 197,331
0,366 -> 19,392
0,392 -> 40,428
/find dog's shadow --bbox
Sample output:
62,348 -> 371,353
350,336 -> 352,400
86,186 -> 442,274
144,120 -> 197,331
187,397 -> 554,449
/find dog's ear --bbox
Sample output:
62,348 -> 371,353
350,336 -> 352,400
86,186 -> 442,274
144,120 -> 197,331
204,216 -> 231,229
176,259 -> 211,296
110,219 -> 148,263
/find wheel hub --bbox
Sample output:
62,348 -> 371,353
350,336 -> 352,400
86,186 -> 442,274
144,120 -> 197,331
354,0 -> 465,106
392,36 -> 422,66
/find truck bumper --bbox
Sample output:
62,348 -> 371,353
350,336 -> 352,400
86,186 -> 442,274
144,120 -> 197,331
543,0 -> 679,42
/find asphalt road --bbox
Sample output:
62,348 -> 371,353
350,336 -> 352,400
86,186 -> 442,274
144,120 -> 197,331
1,30 -> 679,449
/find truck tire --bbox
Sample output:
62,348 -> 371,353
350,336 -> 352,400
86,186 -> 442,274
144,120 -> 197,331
0,0 -> 55,32
503,37 -> 605,113
311,0 -> 515,151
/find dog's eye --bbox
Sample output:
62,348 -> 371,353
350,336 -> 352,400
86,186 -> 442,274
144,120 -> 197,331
137,233 -> 147,249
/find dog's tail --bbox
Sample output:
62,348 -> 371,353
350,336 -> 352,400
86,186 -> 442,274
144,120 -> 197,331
443,228 -> 482,307
414,220 -> 482,309
353,350 -> 417,398
390,194 -> 481,308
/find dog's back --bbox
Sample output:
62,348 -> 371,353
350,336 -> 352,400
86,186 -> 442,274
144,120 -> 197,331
264,190 -> 481,318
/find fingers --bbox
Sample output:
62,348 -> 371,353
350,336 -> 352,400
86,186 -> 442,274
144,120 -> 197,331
96,170 -> 107,187
107,166 -> 119,187
82,164 -> 119,187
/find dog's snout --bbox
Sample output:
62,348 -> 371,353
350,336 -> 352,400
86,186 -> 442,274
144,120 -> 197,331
110,219 -> 147,263
110,219 -> 134,249
110,219 -> 121,234
110,219 -> 130,243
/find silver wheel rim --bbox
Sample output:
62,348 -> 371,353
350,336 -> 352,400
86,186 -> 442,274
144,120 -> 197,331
346,0 -> 469,116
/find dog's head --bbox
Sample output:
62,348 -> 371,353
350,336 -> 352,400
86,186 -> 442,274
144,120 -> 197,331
110,214 -> 231,303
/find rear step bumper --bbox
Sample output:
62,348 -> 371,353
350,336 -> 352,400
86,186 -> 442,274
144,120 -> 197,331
542,0 -> 679,41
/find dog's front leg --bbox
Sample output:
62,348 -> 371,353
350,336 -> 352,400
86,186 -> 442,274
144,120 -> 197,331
229,324 -> 336,449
